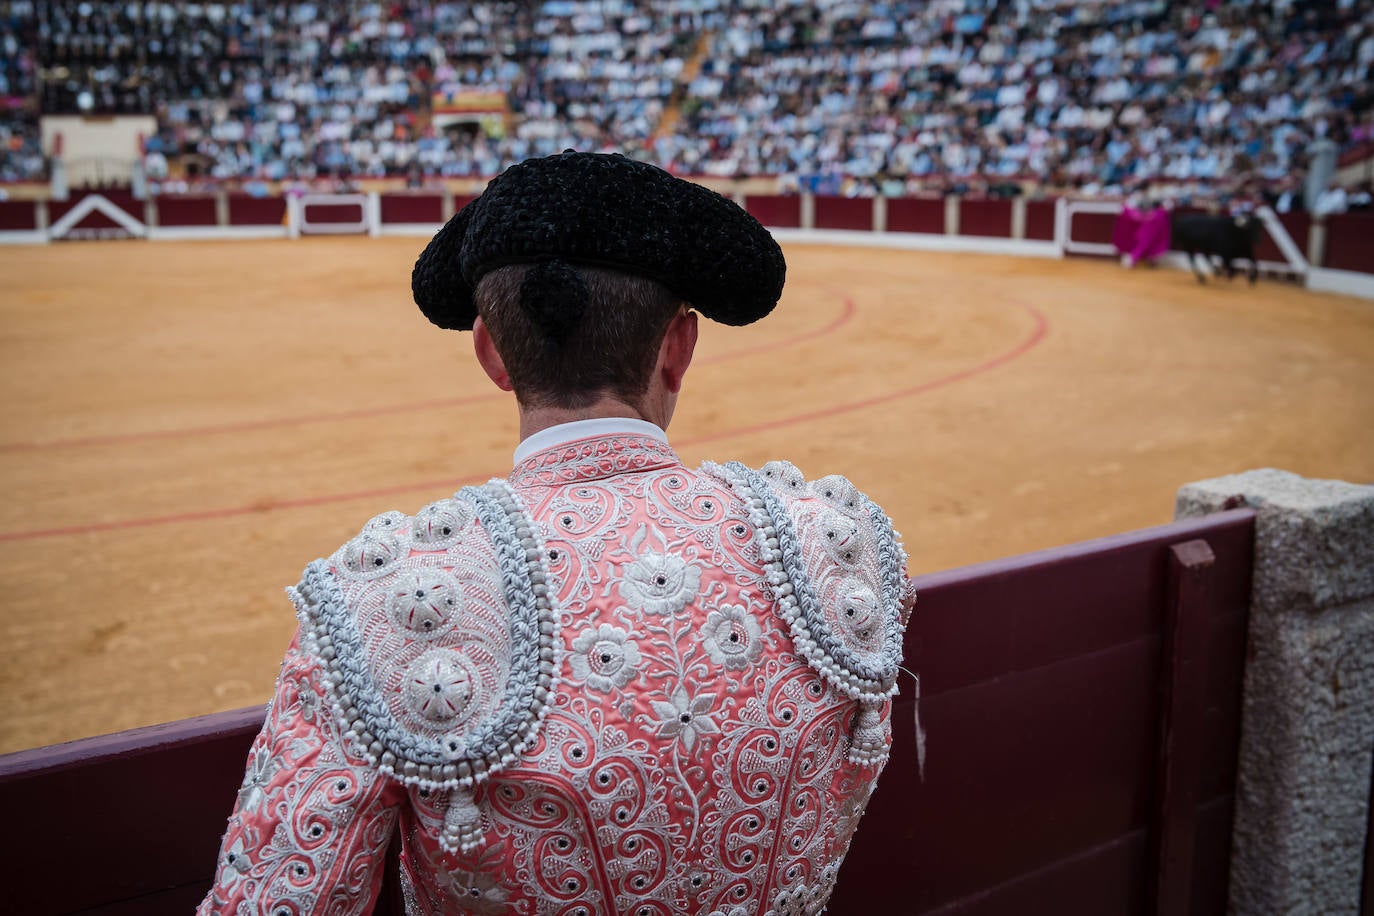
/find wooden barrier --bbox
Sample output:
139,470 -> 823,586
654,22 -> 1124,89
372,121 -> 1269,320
0,199 -> 39,229
379,192 -> 444,225
1024,199 -> 1058,241
743,194 -> 802,229
886,196 -> 945,234
0,509 -> 1255,914
1323,212 -> 1374,272
4,189 -> 1371,295
227,194 -> 286,226
814,195 -> 875,232
833,508 -> 1253,915
958,198 -> 1015,238
154,194 -> 218,227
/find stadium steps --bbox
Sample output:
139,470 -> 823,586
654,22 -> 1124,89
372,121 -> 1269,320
653,31 -> 712,142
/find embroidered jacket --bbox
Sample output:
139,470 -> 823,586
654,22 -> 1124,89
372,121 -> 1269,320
201,431 -> 915,915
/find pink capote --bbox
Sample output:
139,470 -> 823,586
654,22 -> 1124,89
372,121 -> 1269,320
200,430 -> 913,915
1113,205 -> 1172,264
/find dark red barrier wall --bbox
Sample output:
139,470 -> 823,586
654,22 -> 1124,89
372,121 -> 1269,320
48,189 -> 142,221
746,194 -> 801,229
48,190 -> 143,231
380,193 -> 443,224
1322,212 -> 1374,273
0,510 -> 1255,915
1254,211 -> 1309,265
0,200 -> 37,229
301,200 -> 366,224
155,195 -> 217,227
960,198 -> 1014,237
228,195 -> 286,226
1071,210 -> 1118,247
833,509 -> 1255,915
886,196 -> 944,234
1025,199 -> 1057,240
814,195 -> 873,231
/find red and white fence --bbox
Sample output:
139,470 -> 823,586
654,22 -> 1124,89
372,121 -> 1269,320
2,189 -> 1370,299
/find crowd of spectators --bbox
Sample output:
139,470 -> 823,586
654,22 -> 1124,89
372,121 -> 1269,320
0,2 -> 42,183
2,0 -> 1372,205
669,0 -> 1374,205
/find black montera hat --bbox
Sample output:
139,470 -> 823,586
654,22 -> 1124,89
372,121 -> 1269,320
411,151 -> 786,331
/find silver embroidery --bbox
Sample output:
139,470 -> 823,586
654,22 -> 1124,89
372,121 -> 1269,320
286,481 -> 562,811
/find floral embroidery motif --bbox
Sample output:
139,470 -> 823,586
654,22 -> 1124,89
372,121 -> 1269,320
700,604 -> 765,669
218,838 -> 251,890
649,684 -> 720,751
236,745 -> 280,813
447,867 -> 513,914
569,623 -> 642,692
618,525 -> 702,616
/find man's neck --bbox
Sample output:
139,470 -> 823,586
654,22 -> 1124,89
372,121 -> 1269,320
518,396 -> 659,443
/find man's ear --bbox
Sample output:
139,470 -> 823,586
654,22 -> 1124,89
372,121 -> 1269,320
660,309 -> 698,394
472,317 -> 514,392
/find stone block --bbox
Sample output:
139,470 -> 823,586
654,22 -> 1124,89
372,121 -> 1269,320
1174,468 -> 1374,916
1175,467 -> 1374,615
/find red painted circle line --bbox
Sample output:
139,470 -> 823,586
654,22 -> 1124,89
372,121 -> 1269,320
0,298 -> 857,454
0,298 -> 1047,543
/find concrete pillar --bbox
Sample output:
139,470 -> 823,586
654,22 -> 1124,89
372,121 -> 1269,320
1174,469 -> 1374,916
1309,221 -> 1327,269
944,196 -> 960,236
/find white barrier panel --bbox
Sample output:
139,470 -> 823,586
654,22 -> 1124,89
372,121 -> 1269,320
148,225 -> 291,241
0,230 -> 47,245
1059,198 -> 1121,257
48,194 -> 147,240
769,228 -> 1061,258
289,193 -> 379,237
1307,267 -> 1374,299
379,222 -> 444,238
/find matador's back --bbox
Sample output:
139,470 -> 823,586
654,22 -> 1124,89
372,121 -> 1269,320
205,431 -> 914,915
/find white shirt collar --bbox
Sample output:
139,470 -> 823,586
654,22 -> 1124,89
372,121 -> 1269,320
512,417 -> 669,466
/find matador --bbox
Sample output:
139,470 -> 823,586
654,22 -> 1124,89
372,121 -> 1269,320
202,151 -> 916,915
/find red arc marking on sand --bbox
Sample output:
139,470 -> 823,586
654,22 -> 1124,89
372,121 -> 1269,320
0,298 -> 857,454
0,299 -> 1047,543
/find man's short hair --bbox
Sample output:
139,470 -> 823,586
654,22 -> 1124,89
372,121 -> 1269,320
475,264 -> 684,410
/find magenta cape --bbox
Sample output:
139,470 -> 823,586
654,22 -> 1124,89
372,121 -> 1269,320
1113,206 -> 1172,263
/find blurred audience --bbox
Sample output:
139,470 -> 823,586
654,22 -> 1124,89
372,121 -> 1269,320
0,0 -> 1370,204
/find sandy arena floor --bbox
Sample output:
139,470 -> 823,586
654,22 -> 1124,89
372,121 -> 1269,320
1,237 -> 1371,753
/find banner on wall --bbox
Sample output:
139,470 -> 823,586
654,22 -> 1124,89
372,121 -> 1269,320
431,89 -> 508,116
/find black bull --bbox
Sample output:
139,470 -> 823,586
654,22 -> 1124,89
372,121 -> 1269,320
1170,212 -> 1263,284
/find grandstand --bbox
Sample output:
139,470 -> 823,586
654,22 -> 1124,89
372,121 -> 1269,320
2,0 -> 1371,206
